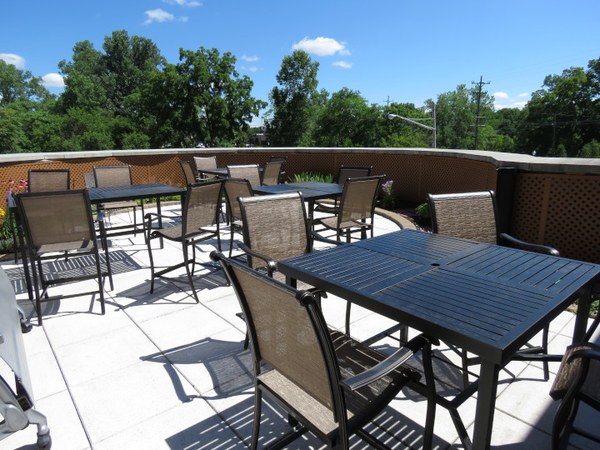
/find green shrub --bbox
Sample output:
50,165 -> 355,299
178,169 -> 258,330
289,172 -> 334,183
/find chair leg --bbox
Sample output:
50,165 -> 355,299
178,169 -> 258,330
345,302 -> 352,336
183,242 -> 200,303
147,236 -> 156,294
251,387 -> 263,450
552,397 -> 580,450
93,248 -> 106,315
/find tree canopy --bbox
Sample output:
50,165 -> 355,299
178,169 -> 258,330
0,31 -> 598,156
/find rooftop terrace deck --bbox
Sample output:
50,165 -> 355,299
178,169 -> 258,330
1,205 -> 598,450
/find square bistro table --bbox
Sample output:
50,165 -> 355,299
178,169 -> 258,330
253,181 -> 343,227
278,229 -> 600,449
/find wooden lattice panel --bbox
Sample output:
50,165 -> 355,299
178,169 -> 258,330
512,173 -> 600,262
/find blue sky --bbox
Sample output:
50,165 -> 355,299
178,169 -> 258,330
2,0 -> 599,115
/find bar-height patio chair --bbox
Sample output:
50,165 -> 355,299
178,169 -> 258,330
428,190 -> 560,385
210,251 -> 439,450
317,175 -> 384,242
93,165 -> 144,235
227,164 -> 261,188
314,165 -> 373,215
550,342 -> 600,449
193,156 -> 218,182
260,160 -> 284,186
16,189 -> 112,324
144,180 -> 223,303
223,178 -> 253,257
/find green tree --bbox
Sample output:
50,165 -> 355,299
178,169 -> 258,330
523,58 -> 600,156
313,88 -> 380,147
384,102 -> 435,148
430,84 -> 495,150
140,47 -> 266,148
267,50 -> 322,146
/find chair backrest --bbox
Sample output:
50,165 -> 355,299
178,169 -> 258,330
261,161 -> 283,186
16,189 -> 95,249
428,191 -> 499,244
193,156 -> 217,172
336,165 -> 372,186
239,192 -> 310,269
28,169 -> 70,192
182,180 -> 223,236
213,252 -> 337,412
93,165 -> 133,187
227,164 -> 261,188
83,172 -> 96,188
338,175 -> 384,224
224,178 -> 253,219
179,160 -> 197,186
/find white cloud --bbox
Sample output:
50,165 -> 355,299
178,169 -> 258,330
163,0 -> 202,7
332,60 -> 352,69
518,92 -> 529,98
41,73 -> 65,88
241,54 -> 259,62
241,65 -> 261,73
292,36 -> 350,57
144,9 -> 182,25
0,53 -> 26,69
493,91 -> 508,99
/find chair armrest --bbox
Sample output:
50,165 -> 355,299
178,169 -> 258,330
342,334 -> 438,391
499,232 -> 560,256
237,243 -> 278,276
566,345 -> 600,364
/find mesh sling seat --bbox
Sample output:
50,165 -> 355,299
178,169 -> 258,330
317,175 -> 384,243
193,156 -> 218,182
237,192 -> 339,349
28,169 -> 70,192
16,189 -> 113,324
428,190 -> 560,385
179,160 -> 197,186
269,155 -> 288,183
549,343 -> 600,449
260,160 -> 284,186
227,164 -> 261,188
9,169 -> 72,263
211,252 -> 439,450
314,165 -> 373,215
93,165 -> 144,235
145,180 -> 223,303
223,178 -> 254,257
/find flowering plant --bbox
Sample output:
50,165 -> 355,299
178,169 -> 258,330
0,179 -> 27,246
381,179 -> 395,209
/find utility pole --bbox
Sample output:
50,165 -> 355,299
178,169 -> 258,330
472,75 -> 490,149
384,96 -> 391,107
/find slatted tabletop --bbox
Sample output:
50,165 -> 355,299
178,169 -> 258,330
88,183 -> 185,203
253,181 -> 343,201
279,229 -> 600,365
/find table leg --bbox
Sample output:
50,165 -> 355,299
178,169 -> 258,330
472,361 -> 500,450
572,285 -> 591,343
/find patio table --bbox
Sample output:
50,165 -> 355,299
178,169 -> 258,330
88,183 -> 185,238
253,181 -> 343,227
278,229 -> 600,449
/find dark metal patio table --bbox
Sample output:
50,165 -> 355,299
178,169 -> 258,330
278,228 -> 600,449
253,181 -> 343,227
88,183 -> 185,238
